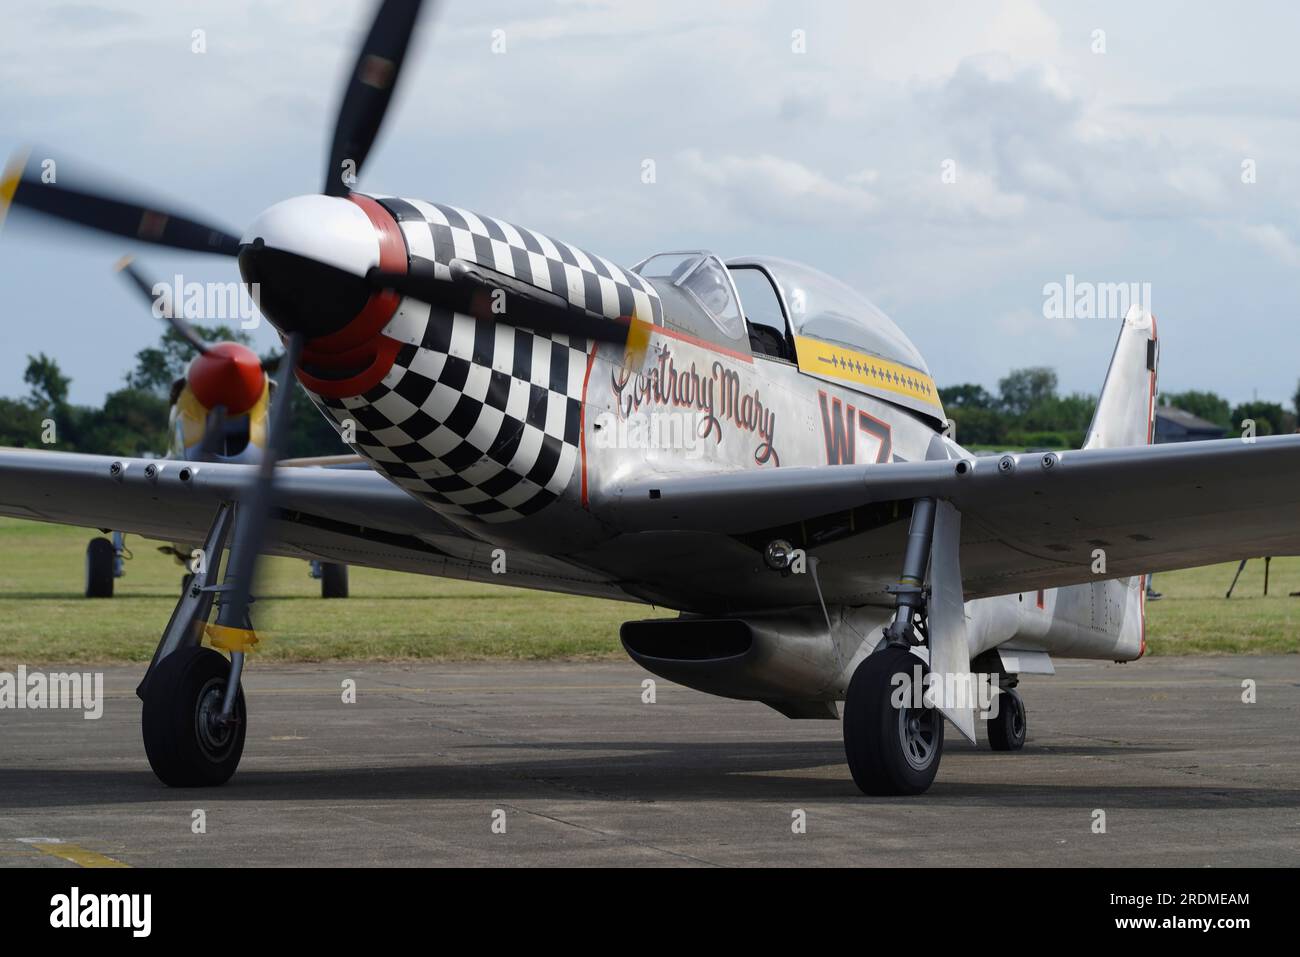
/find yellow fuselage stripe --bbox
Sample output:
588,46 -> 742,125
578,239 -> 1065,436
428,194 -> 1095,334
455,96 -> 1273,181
793,334 -> 942,412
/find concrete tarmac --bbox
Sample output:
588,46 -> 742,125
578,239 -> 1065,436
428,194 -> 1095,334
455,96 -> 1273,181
0,656 -> 1297,866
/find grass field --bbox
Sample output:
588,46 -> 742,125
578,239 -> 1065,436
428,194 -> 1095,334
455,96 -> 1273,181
0,517 -> 665,666
0,517 -> 1295,664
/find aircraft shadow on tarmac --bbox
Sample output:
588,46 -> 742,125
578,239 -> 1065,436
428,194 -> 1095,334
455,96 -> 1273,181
0,739 -> 1294,809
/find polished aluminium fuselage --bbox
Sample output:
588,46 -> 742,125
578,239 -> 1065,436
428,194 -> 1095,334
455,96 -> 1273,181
295,196 -> 1141,708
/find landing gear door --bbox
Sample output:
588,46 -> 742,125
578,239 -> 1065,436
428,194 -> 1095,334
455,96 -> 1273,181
928,500 -> 977,744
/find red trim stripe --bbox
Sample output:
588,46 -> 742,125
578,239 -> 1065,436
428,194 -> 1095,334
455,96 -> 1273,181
1139,575 -> 1148,658
1146,314 -> 1158,445
579,341 -> 599,509
295,335 -> 403,398
295,195 -> 409,399
648,323 -> 753,363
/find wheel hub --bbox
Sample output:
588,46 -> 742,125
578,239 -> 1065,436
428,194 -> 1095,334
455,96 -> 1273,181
195,677 -> 237,755
1010,700 -> 1025,740
898,702 -> 938,771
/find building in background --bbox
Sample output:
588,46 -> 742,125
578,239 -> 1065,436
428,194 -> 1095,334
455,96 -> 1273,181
1154,406 -> 1228,444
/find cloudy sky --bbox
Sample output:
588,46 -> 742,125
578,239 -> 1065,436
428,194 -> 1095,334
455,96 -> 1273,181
2,0 -> 1298,408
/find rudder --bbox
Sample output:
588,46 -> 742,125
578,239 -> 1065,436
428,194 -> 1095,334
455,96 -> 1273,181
1081,304 -> 1156,659
1084,305 -> 1158,450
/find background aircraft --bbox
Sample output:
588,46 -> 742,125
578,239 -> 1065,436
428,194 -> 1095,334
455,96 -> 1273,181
1,0 -> 1297,796
80,258 -> 350,600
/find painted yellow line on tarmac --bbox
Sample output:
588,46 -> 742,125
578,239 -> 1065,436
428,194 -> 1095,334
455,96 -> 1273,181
28,842 -> 128,868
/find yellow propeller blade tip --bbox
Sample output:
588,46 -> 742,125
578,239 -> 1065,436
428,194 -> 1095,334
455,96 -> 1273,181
0,148 -> 32,229
623,316 -> 652,369
113,255 -> 134,272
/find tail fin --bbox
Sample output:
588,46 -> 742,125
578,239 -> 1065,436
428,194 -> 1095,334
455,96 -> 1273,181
1084,305 -> 1158,450
1082,304 -> 1157,659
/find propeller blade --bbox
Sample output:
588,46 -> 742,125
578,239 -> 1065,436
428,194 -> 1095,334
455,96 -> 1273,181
198,405 -> 228,461
324,0 -> 426,196
367,256 -> 633,346
114,256 -> 213,355
212,332 -> 304,633
1,150 -> 241,255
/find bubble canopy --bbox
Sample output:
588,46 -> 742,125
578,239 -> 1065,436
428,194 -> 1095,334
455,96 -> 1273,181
633,251 -> 929,377
728,256 -> 930,375
632,251 -> 747,345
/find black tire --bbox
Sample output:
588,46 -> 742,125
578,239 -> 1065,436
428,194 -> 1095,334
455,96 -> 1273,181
84,537 -> 115,598
141,646 -> 246,787
320,562 -> 349,599
843,645 -> 944,795
986,686 -> 1027,751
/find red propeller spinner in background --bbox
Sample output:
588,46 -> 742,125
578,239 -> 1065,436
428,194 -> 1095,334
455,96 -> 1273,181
114,256 -> 272,417
184,343 -> 266,417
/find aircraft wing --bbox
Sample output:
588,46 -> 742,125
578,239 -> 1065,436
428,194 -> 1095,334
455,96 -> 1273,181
0,447 -> 625,601
8,436 -> 1298,611
603,434 -> 1300,603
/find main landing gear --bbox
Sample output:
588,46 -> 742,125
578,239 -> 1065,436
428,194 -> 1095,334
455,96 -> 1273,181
844,645 -> 944,794
843,497 -> 946,795
141,646 -> 246,786
137,502 -> 252,787
135,330 -> 303,787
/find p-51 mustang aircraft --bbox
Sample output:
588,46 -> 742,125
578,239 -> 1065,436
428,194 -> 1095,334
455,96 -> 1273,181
80,260 -> 352,600
2,0 -> 1298,794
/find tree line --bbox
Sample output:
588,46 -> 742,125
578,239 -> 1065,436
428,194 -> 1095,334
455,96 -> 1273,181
0,324 -> 347,459
1,331 -> 1296,457
942,367 -> 1299,449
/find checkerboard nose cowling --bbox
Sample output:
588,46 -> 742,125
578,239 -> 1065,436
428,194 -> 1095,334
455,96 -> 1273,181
293,196 -> 665,524
306,309 -> 593,523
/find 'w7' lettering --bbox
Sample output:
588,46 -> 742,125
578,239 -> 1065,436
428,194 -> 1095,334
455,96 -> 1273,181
818,391 -> 891,465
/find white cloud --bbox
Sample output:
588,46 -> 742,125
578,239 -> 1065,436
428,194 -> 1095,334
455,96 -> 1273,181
676,149 -> 879,225
995,305 -> 1081,340
3,0 -> 1300,407
1239,223 -> 1300,267
922,54 -> 1243,221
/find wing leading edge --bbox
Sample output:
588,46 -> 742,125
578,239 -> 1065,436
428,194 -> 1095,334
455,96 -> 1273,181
607,434 -> 1300,601
0,447 -> 625,600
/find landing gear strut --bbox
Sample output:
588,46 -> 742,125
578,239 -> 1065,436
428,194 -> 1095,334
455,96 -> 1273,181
137,502 -> 252,787
843,497 -> 947,795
